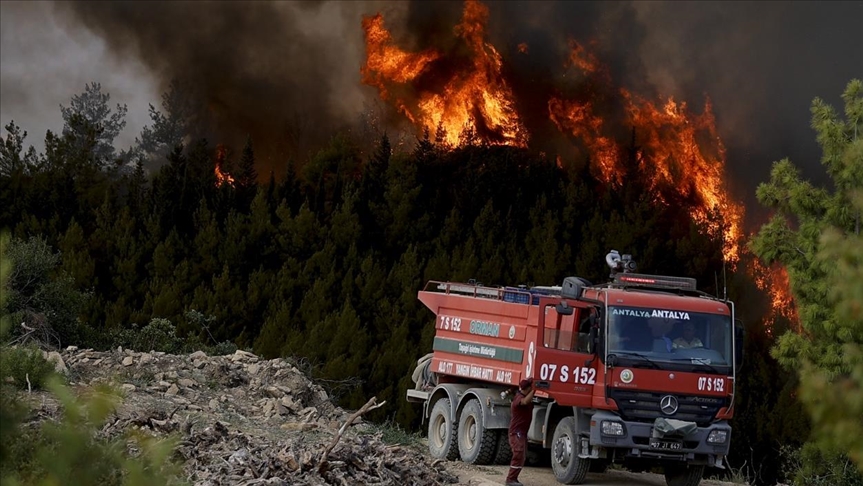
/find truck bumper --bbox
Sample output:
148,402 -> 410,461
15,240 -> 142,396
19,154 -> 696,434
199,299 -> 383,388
586,411 -> 731,468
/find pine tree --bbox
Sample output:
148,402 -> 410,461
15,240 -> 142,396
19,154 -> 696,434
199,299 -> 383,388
751,79 -> 863,479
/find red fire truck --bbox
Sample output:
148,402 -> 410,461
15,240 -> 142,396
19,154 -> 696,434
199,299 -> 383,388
408,251 -> 742,486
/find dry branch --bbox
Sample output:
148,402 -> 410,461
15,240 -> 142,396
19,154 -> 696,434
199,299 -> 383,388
318,396 -> 386,472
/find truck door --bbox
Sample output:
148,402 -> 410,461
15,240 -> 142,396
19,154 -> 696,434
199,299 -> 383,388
533,297 -> 596,408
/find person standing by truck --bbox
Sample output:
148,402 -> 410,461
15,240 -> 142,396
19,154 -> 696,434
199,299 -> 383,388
506,378 -> 535,486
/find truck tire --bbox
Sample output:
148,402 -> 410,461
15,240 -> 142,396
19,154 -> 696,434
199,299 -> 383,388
457,399 -> 497,465
551,416 -> 590,484
428,398 -> 459,460
493,429 -> 512,465
664,465 -> 705,486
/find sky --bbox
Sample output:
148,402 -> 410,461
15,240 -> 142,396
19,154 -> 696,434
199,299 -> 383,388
1,0 -> 861,222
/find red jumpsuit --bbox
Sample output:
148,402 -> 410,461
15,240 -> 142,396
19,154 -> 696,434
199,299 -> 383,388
506,389 -> 534,484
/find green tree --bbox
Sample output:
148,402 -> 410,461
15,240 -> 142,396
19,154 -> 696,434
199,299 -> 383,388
751,79 -> 863,481
136,79 -> 194,162
60,82 -> 128,165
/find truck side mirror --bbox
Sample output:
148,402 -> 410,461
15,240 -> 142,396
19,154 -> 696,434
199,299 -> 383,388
734,320 -> 744,372
556,301 -> 574,316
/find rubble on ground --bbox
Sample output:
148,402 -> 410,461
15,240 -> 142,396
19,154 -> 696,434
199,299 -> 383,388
25,347 -> 457,486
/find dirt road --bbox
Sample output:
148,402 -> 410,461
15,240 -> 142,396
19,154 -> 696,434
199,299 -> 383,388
447,462 -> 743,486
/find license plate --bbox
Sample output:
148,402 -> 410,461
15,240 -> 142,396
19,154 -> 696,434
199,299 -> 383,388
649,439 -> 682,450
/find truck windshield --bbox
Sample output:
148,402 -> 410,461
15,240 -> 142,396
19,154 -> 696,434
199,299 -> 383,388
606,306 -> 732,372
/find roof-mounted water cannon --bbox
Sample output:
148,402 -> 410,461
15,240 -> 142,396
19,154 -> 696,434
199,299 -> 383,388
606,250 -> 637,276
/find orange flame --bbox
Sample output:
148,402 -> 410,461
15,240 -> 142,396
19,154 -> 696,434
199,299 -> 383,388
214,144 -> 235,187
361,0 -> 527,147
750,257 -> 799,334
548,41 -> 743,264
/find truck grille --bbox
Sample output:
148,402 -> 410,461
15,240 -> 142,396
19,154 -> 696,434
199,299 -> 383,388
607,389 -> 727,426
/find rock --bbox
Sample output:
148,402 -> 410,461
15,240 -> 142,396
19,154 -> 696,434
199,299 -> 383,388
166,384 -> 180,395
44,351 -> 68,374
65,345 -> 78,352
193,359 -> 206,369
263,400 -> 275,416
265,386 -> 284,398
178,378 -> 197,388
122,356 -> 134,366
189,350 -> 207,360
281,396 -> 299,412
277,403 -> 290,416
121,384 -> 137,393
247,363 -> 260,375
139,353 -> 153,365
209,399 -> 219,410
231,349 -> 258,363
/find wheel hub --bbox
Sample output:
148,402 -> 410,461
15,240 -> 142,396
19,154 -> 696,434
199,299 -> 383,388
554,434 -> 573,467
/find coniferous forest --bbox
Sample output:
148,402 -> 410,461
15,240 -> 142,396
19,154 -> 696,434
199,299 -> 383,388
0,82 -> 821,484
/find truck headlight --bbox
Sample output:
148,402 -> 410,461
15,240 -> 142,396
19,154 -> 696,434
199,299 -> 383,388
601,421 -> 625,436
707,429 -> 728,444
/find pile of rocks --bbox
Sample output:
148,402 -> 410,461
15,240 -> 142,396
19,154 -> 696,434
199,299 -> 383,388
38,347 -> 456,485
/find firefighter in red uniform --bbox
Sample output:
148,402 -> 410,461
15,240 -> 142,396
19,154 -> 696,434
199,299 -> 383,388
506,378 -> 535,486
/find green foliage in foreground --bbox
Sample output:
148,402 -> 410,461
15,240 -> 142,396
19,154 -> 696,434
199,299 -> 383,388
0,377 -> 186,486
752,79 -> 863,483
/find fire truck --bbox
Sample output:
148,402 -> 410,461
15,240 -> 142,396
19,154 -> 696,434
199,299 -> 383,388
407,251 -> 742,486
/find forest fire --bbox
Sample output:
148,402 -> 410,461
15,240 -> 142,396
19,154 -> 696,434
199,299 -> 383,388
214,144 -> 235,187
751,258 -> 799,333
362,2 -> 742,264
361,0 -> 527,147
548,42 -> 743,264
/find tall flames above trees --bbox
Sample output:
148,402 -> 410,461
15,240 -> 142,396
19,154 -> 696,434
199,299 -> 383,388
361,0 -> 527,148
361,1 -> 742,264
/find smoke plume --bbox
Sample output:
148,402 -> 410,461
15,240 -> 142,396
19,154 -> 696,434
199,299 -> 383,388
56,0 -> 862,211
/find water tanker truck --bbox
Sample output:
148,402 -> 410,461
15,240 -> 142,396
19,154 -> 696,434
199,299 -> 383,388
408,251 -> 743,486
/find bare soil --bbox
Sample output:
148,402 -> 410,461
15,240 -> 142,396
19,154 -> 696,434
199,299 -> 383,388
447,461 -> 745,486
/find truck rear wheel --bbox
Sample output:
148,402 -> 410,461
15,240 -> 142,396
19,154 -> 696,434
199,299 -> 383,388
664,464 -> 704,486
457,399 -> 497,464
428,398 -> 459,460
551,416 -> 590,484
493,429 -> 512,465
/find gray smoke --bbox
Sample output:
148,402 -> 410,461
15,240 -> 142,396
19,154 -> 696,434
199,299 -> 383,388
53,0 -> 409,174
46,0 -> 863,216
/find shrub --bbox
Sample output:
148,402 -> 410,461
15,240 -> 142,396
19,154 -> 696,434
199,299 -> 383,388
0,377 -> 186,485
1,236 -> 87,347
782,443 -> 863,486
0,345 -> 57,390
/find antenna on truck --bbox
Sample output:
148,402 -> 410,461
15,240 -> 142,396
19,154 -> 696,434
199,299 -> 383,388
723,259 -> 728,302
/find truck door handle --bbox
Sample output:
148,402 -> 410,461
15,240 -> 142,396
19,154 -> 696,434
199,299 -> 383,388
536,381 -> 550,389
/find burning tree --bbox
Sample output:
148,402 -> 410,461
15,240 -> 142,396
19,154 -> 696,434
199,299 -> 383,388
751,79 -> 863,479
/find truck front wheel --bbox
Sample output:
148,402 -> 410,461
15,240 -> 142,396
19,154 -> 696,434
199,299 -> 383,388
457,399 -> 497,464
664,464 -> 704,486
428,398 -> 459,460
551,416 -> 590,484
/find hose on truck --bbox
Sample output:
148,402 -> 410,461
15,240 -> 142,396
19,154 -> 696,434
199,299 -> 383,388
411,353 -> 437,390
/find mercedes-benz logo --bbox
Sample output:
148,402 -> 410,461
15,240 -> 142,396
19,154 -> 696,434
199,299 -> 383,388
660,395 -> 679,415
